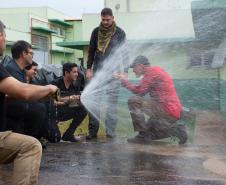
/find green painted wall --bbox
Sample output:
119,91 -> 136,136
0,13 -> 30,42
82,14 -> 100,41
192,0 -> 226,9
0,7 -> 47,19
73,21 -> 83,42
219,67 -> 226,117
0,7 -> 75,64
51,52 -> 71,64
65,22 -> 75,41
220,66 -> 226,80
0,7 -> 70,20
52,35 -> 67,51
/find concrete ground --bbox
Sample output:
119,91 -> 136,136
1,110 -> 226,185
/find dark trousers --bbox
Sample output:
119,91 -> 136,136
128,96 -> 180,139
88,79 -> 120,137
6,101 -> 46,139
47,103 -> 87,142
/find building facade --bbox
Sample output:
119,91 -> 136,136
71,0 -> 226,116
0,7 -> 83,65
1,1 -> 226,116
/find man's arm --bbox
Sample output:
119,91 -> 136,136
86,28 -> 98,80
0,76 -> 58,101
51,79 -> 80,106
122,76 -> 153,96
87,28 -> 98,70
114,73 -> 152,96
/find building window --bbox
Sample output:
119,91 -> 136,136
32,34 -> 48,51
52,25 -> 65,37
189,52 -> 214,67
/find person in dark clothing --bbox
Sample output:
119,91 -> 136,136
4,41 -> 46,140
114,55 -> 188,144
25,60 -> 38,83
50,62 -> 87,142
0,20 -> 58,185
86,7 -> 127,139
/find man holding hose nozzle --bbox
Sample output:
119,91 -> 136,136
4,40 -> 49,148
49,62 -> 87,142
0,20 -> 58,185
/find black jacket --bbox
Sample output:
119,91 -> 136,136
0,64 -> 10,131
87,26 -> 127,72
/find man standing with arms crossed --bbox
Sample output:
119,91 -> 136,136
0,20 -> 58,185
86,8 -> 127,139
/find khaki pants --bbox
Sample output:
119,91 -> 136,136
128,96 -> 177,132
0,131 -> 42,185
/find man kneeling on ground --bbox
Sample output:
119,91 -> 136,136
114,55 -> 187,144
49,62 -> 87,142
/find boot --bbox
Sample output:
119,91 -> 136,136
127,132 -> 152,144
62,134 -> 80,142
171,124 -> 188,144
62,128 -> 79,142
86,134 -> 97,140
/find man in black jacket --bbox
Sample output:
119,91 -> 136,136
5,41 -> 46,141
0,20 -> 58,185
50,62 -> 87,142
86,8 -> 127,139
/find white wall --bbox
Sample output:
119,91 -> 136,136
105,0 -> 192,13
82,10 -> 195,41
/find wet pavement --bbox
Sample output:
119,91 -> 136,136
39,138 -> 226,185
1,111 -> 226,185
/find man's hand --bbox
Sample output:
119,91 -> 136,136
68,95 -> 80,107
46,85 -> 58,94
113,72 -> 127,81
69,95 -> 80,102
86,69 -> 93,81
43,85 -> 59,101
54,100 -> 65,106
54,95 -> 80,106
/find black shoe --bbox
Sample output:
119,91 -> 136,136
39,138 -> 47,149
174,124 -> 188,144
127,134 -> 152,144
106,134 -> 116,139
62,135 -> 79,142
86,135 -> 97,140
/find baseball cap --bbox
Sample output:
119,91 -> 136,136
130,55 -> 150,68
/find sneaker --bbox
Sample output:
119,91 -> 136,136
175,124 -> 188,144
62,135 -> 79,142
86,135 -> 97,140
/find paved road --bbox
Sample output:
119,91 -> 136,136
1,110 -> 226,185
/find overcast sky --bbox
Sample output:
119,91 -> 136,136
0,0 -> 104,18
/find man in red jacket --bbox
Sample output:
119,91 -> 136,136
114,55 -> 187,144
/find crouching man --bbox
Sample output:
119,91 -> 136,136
48,62 -> 87,142
114,55 -> 187,144
0,20 -> 58,185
